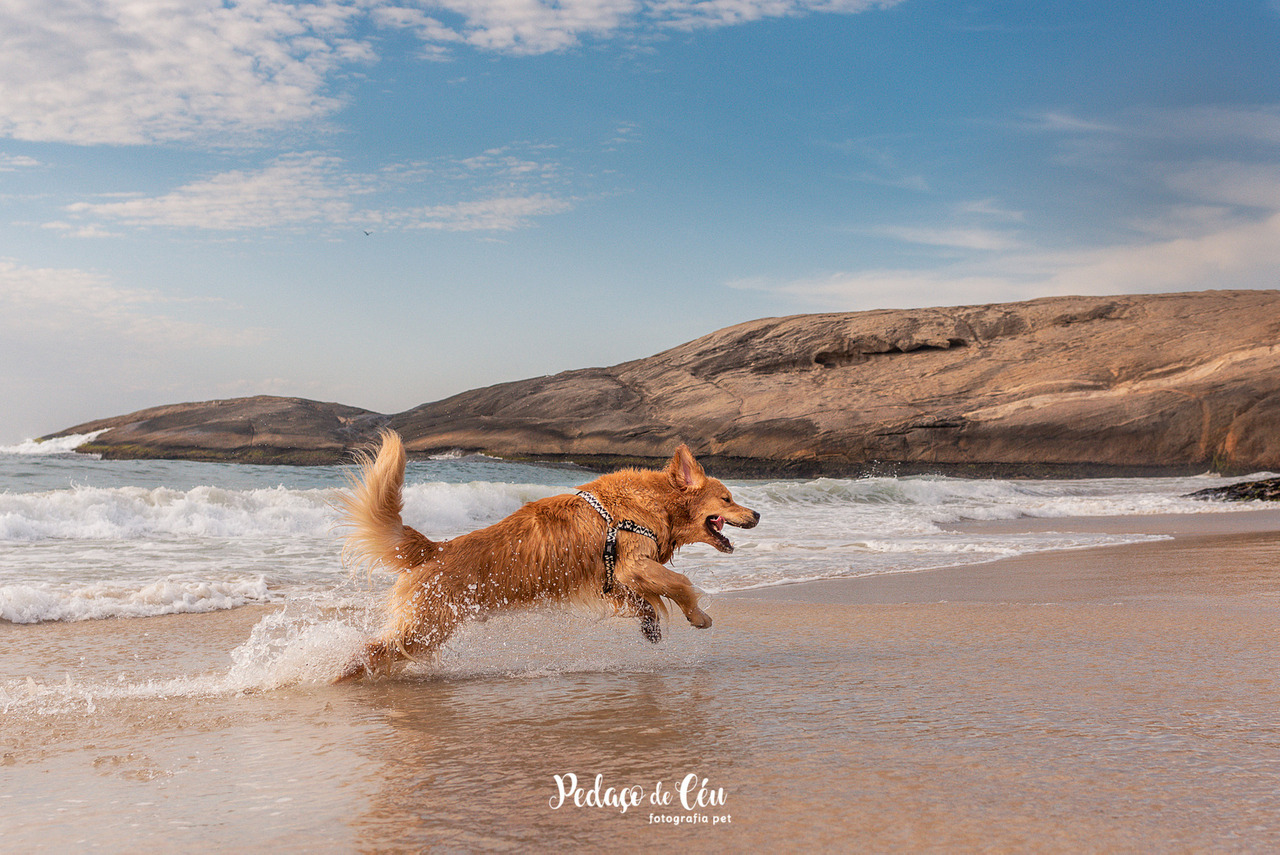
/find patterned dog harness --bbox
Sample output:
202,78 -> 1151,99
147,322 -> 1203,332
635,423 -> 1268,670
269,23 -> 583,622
576,490 -> 659,594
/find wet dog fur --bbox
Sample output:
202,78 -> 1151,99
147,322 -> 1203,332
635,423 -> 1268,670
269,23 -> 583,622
333,431 -> 759,681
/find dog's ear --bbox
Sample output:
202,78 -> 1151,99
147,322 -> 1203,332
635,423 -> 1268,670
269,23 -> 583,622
667,444 -> 706,490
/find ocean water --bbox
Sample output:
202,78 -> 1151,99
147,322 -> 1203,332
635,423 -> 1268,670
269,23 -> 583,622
0,432 -> 1270,628
4,437 -> 1280,850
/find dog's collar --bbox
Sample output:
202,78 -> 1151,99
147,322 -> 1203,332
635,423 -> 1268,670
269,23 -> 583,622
576,490 -> 659,595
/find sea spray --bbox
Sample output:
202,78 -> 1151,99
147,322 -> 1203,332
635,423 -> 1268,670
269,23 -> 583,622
0,430 -> 108,456
0,605 -> 374,714
225,606 -> 371,689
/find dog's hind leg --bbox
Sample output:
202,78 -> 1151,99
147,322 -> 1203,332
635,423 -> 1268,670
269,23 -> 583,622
334,592 -> 465,683
334,638 -> 404,682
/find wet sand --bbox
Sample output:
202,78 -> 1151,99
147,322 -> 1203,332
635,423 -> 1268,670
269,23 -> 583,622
3,510 -> 1280,852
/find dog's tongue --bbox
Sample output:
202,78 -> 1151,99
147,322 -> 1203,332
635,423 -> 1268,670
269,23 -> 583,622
710,516 -> 725,531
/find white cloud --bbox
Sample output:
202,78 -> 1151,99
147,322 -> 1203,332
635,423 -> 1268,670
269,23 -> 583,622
376,0 -> 901,55
41,220 -> 124,239
1025,112 -> 1125,136
0,258 -> 263,347
1027,105 -> 1280,156
875,225 -> 1022,251
1165,162 -> 1280,211
371,5 -> 464,58
734,211 -> 1280,311
825,135 -> 932,192
0,153 -> 41,171
61,149 -> 575,233
651,0 -> 896,30
1126,205 -> 1238,240
0,0 -> 904,146
0,0 -> 374,145
397,193 -> 574,229
955,198 -> 1025,221
744,113 -> 1280,310
428,0 -> 641,54
67,152 -> 368,230
752,106 -> 1274,311
1134,105 -> 1280,147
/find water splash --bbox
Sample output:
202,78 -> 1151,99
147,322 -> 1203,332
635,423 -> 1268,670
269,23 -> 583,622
0,603 -> 709,715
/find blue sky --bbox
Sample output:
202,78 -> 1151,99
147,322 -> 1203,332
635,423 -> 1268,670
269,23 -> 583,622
3,0 -> 1280,442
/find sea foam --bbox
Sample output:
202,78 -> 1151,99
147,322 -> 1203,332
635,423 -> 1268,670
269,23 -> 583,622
0,576 -> 275,623
0,430 -> 108,456
0,480 -> 563,543
0,466 -> 1273,628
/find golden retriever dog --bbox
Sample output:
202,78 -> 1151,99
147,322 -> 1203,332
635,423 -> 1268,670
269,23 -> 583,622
334,431 -> 759,681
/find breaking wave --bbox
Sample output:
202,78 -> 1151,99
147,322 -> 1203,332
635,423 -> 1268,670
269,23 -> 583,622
0,430 -> 107,456
0,462 -> 1273,623
0,576 -> 275,624
0,480 -> 564,543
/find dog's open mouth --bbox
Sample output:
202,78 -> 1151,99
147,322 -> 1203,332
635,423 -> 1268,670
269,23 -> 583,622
706,515 -> 734,553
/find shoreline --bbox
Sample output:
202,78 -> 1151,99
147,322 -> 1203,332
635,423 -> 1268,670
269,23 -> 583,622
722,507 -> 1280,605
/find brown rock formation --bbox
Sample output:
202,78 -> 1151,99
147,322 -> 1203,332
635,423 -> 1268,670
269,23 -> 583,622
389,290 -> 1280,476
49,291 -> 1280,475
50,396 -> 385,464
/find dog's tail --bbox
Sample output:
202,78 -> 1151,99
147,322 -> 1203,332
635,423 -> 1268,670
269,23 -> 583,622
336,429 -> 438,576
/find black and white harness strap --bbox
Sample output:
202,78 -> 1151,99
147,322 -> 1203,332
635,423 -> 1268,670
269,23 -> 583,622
576,490 -> 659,594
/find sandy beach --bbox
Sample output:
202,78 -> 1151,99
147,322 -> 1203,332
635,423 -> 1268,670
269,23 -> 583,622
3,509 -> 1279,852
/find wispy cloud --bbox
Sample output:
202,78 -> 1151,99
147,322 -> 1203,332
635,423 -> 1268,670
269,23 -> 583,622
60,148 -> 576,234
736,211 -> 1280,310
66,153 -> 369,230
394,194 -> 574,230
415,0 -> 641,55
1132,105 -> 1280,146
1165,162 -> 1280,211
0,0 -> 372,145
822,136 -> 931,192
0,153 -> 41,171
650,0 -> 899,30
376,0 -> 903,55
41,221 -> 123,239
0,0 -> 904,146
741,105 -> 1280,311
1024,111 -> 1125,136
1025,105 -> 1280,154
874,225 -> 1022,251
955,198 -> 1025,221
0,258 -> 263,347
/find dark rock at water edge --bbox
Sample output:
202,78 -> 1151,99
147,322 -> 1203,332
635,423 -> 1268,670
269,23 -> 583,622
1188,477 -> 1280,502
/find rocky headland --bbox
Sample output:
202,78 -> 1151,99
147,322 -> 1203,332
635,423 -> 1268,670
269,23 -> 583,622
55,397 -> 385,466
46,290 -> 1280,476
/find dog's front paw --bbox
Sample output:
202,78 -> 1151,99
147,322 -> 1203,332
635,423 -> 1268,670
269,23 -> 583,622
640,616 -> 662,643
688,609 -> 712,629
